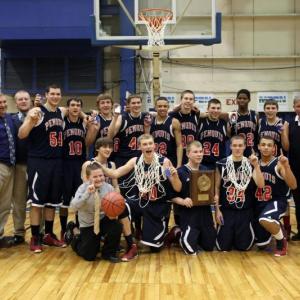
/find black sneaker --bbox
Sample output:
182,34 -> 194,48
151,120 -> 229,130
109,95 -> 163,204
291,232 -> 300,241
13,235 -> 25,245
64,221 -> 76,245
102,255 -> 121,263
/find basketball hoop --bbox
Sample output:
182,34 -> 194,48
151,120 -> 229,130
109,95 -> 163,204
139,8 -> 173,46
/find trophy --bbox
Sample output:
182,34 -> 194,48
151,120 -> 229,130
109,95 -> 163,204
190,170 -> 215,206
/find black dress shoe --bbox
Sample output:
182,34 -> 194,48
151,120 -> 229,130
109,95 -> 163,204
0,236 -> 15,248
292,232 -> 300,241
102,255 -> 121,263
13,235 -> 25,245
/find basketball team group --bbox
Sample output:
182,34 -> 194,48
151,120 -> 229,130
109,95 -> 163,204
1,86 -> 300,263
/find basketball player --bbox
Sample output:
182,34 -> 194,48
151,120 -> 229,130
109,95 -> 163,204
198,98 -> 228,170
99,134 -> 181,251
170,141 -> 216,254
107,94 -> 148,168
228,89 -> 258,157
148,97 -> 183,168
215,135 -> 264,251
60,97 -> 87,242
289,96 -> 300,241
67,163 -> 122,262
254,137 -> 297,256
18,84 -> 66,252
85,94 -> 113,146
258,99 -> 289,156
169,90 -> 200,164
81,137 -> 137,262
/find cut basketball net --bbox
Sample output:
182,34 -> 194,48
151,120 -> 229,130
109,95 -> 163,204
139,8 -> 173,46
223,155 -> 252,209
120,153 -> 167,207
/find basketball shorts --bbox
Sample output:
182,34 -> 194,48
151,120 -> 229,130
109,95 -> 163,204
254,200 -> 287,246
27,157 -> 63,207
62,160 -> 84,207
126,199 -> 171,248
178,205 -> 216,254
216,208 -> 255,251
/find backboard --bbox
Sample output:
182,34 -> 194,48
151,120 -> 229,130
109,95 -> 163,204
91,0 -> 221,50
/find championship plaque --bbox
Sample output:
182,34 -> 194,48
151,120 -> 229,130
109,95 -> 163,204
190,170 -> 215,206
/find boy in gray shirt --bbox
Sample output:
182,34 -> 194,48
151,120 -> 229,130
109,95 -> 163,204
66,162 -> 122,262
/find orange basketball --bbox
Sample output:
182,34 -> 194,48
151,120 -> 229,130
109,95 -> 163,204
101,191 -> 126,218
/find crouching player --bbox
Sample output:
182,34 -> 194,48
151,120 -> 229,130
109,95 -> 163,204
99,134 -> 181,252
215,135 -> 265,251
170,141 -> 216,255
65,162 -> 122,262
254,137 -> 297,256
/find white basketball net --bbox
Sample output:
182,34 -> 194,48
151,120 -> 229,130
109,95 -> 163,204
223,155 -> 253,208
139,9 -> 173,46
120,153 -> 167,206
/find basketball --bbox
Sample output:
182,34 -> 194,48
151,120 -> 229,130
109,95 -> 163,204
101,191 -> 126,218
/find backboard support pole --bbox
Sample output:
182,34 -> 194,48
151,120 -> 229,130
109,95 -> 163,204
152,52 -> 161,102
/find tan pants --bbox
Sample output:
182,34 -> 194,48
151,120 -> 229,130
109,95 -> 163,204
12,164 -> 27,237
0,163 -> 14,237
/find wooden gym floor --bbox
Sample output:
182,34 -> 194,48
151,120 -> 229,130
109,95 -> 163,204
1,211 -> 300,300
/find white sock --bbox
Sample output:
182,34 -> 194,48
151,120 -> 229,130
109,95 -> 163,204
273,229 -> 284,240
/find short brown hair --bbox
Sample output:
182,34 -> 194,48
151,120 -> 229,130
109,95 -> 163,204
86,162 -> 102,177
230,135 -> 246,145
264,99 -> 278,109
95,137 -> 113,150
126,94 -> 142,105
96,94 -> 113,106
208,98 -> 221,108
180,90 -> 195,100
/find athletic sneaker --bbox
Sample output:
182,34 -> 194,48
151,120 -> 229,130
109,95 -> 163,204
64,221 -> 76,246
30,236 -> 43,253
43,233 -> 66,248
274,238 -> 288,257
274,224 -> 288,256
121,244 -> 138,262
164,225 -> 181,248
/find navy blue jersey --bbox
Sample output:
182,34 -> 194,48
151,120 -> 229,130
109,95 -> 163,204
96,114 -> 111,139
63,117 -> 86,161
28,106 -> 64,159
177,164 -> 208,199
230,110 -> 257,157
124,155 -> 171,203
216,157 -> 255,210
169,111 -> 199,149
255,157 -> 289,203
198,118 -> 227,166
150,116 -> 177,166
258,117 -> 283,157
117,112 -> 146,158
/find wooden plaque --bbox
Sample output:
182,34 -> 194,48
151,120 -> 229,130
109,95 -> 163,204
190,170 -> 215,206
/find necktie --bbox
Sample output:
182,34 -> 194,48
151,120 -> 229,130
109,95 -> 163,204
3,117 -> 16,165
19,112 -> 26,122
94,190 -> 101,235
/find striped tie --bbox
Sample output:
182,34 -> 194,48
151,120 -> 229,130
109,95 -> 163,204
3,117 -> 16,165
